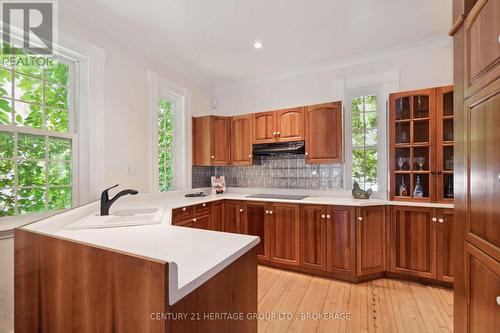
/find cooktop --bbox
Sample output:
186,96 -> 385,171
246,194 -> 309,200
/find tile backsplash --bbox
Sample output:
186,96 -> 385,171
192,154 -> 343,190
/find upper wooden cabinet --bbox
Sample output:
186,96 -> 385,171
389,86 -> 454,203
305,102 -> 343,164
464,0 -> 500,98
252,108 -> 304,143
231,115 -> 253,165
192,116 -> 231,166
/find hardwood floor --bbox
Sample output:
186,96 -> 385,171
257,266 -> 453,333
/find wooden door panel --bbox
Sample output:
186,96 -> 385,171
467,81 -> 500,261
211,201 -> 224,231
305,102 -> 342,164
210,116 -> 231,165
464,243 -> 500,333
390,206 -> 436,278
253,112 -> 276,143
465,0 -> 500,97
224,201 -> 244,234
357,206 -> 385,276
437,208 -> 455,282
231,115 -> 253,165
246,202 -> 269,261
326,206 -> 355,275
192,116 -> 211,166
191,215 -> 210,230
300,205 -> 327,271
276,107 -> 304,142
270,203 -> 300,266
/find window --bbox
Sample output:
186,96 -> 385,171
157,97 -> 174,191
351,95 -> 378,191
0,57 -> 75,217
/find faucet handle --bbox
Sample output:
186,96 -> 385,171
101,184 -> 119,197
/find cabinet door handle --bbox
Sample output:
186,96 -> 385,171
305,152 -> 309,156
269,211 -> 273,215
276,131 -> 281,136
239,208 -> 243,213
326,214 -> 331,219
182,207 -> 186,212
321,214 -> 326,219
272,131 -> 277,136
193,218 -> 197,222
265,210 -> 269,214
202,203 -> 206,207
496,296 -> 500,306
248,155 -> 252,158
211,155 -> 215,159
438,218 -> 444,223
432,217 -> 437,222
358,217 -> 363,221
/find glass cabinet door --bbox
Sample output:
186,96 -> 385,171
437,86 -> 454,202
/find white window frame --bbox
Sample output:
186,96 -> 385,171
148,71 -> 189,192
344,70 -> 399,199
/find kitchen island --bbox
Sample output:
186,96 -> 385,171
15,192 -> 260,333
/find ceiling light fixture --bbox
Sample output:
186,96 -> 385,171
253,39 -> 263,49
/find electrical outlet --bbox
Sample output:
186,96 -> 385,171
127,164 -> 136,175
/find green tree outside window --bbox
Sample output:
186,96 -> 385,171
158,98 -> 174,192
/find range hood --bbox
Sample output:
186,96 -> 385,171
252,141 -> 305,156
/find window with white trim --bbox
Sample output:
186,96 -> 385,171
0,56 -> 76,217
351,94 -> 379,191
157,97 -> 174,191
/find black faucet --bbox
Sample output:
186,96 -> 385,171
100,184 -> 138,216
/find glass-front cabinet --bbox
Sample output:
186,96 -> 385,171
389,86 -> 453,203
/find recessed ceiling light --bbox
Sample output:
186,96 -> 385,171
253,39 -> 263,49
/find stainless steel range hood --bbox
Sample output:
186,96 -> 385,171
252,141 -> 305,156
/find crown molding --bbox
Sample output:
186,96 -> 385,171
215,35 -> 451,91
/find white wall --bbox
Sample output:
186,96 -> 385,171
213,43 -> 453,116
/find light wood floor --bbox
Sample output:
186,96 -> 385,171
258,266 -> 453,333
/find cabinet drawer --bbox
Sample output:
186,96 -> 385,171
194,202 -> 211,217
465,0 -> 500,97
172,206 -> 194,222
191,215 -> 211,230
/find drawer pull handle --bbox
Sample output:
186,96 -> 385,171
202,203 -> 206,207
193,218 -> 197,222
182,207 -> 186,212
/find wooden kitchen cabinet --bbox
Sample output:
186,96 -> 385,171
300,205 -> 327,271
437,208 -> 455,282
304,102 -> 343,164
269,203 -> 300,266
326,206 -> 356,276
224,200 -> 246,234
463,242 -> 500,333
211,200 -> 224,231
357,206 -> 386,276
231,115 -> 253,165
192,116 -> 231,166
252,108 -> 304,143
390,206 -> 436,279
172,203 -> 212,230
245,201 -> 270,261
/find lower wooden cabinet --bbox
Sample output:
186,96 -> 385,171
269,203 -> 300,266
327,206 -> 356,276
190,214 -> 211,229
357,206 -> 386,276
245,201 -> 270,261
224,200 -> 246,234
211,200 -> 224,231
300,205 -> 327,271
464,242 -> 500,333
389,206 -> 454,282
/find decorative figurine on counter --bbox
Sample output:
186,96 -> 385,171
352,181 -> 373,199
211,176 -> 226,194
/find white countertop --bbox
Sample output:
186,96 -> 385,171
20,189 -> 452,304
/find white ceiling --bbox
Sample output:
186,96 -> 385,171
64,0 -> 452,89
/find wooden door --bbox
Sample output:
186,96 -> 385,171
300,205 -> 327,271
464,242 -> 500,333
211,200 -> 224,231
466,81 -> 500,262
269,203 -> 300,266
326,206 -> 356,276
305,102 -> 343,164
464,0 -> 500,97
253,111 -> 276,143
231,115 -> 253,165
437,208 -> 454,282
436,85 -> 455,203
192,116 -> 211,166
390,206 -> 437,279
210,116 -> 231,165
245,202 -> 270,261
224,200 -> 245,234
276,107 -> 304,142
357,206 -> 385,276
